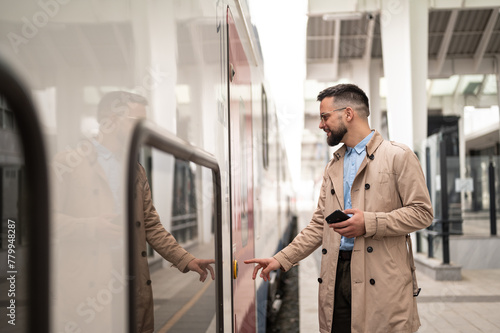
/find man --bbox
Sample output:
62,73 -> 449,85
54,91 -> 214,333
245,84 -> 433,333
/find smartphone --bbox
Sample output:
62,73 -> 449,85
325,210 -> 350,224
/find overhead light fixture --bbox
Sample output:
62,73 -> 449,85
322,12 -> 363,21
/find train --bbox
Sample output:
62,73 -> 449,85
0,1 -> 297,332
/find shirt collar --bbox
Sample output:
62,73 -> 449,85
91,138 -> 113,160
347,130 -> 375,156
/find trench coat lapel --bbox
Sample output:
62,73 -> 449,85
355,130 -> 385,178
327,145 -> 346,210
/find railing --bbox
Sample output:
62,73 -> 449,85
416,219 -> 462,264
417,136 -> 498,264
171,214 -> 198,243
127,120 -> 223,332
417,138 -> 454,264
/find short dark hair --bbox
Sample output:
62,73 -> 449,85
317,84 -> 370,117
97,91 -> 148,122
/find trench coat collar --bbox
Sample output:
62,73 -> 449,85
355,130 -> 384,178
365,130 -> 384,157
328,145 -> 346,209
326,130 -> 384,209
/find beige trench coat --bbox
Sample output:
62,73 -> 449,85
133,164 -> 195,333
54,146 -> 194,333
274,131 -> 433,333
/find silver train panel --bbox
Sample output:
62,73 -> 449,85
0,1 -> 295,332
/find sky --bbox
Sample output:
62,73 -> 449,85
248,0 -> 308,187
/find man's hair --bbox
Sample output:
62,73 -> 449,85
97,91 -> 148,122
317,84 -> 370,117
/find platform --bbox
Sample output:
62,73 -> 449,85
297,208 -> 500,332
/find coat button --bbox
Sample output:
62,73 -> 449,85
365,183 -> 370,190
147,280 -> 151,285
141,251 -> 147,257
367,246 -> 373,253
322,249 -> 327,254
370,279 -> 375,285
368,154 -> 375,160
331,189 -> 335,195
136,221 -> 141,227
318,278 -> 323,283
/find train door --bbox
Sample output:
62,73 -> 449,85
227,8 -> 256,333
127,123 -> 223,333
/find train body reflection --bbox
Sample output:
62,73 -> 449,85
0,1 -> 296,332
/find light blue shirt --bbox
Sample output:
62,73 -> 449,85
339,130 -> 374,251
92,139 -> 123,214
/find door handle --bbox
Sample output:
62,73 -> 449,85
233,260 -> 238,279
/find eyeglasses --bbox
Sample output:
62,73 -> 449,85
320,107 -> 347,123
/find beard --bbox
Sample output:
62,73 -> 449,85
326,122 -> 347,146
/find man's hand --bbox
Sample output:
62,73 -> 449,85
187,259 -> 215,282
244,257 -> 281,282
329,208 -> 366,238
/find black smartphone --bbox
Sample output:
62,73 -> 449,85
325,210 -> 350,224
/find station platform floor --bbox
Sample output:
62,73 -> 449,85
296,208 -> 500,333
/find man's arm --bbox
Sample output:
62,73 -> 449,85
245,170 -> 331,277
244,207 -> 324,279
139,165 -> 214,280
364,147 -> 433,238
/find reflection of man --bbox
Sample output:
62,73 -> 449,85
54,91 -> 214,333
246,84 -> 433,333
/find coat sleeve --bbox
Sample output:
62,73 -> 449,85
364,145 -> 434,239
273,168 -> 328,271
139,165 -> 195,272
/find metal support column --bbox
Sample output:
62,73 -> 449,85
489,161 -> 497,236
440,138 -> 450,264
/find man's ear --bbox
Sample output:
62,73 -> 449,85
345,107 -> 354,121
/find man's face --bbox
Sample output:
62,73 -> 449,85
104,102 -> 147,142
126,103 -> 147,120
319,96 -> 347,147
117,103 -> 147,130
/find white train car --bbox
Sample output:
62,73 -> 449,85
0,0 -> 297,332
